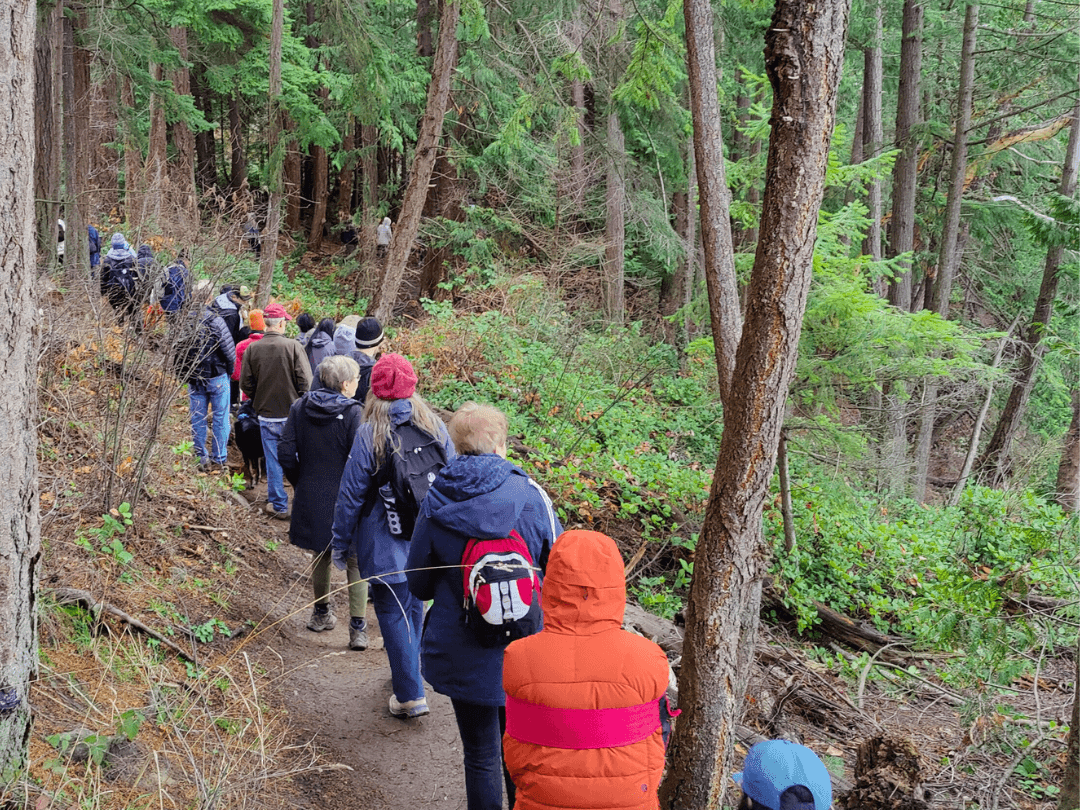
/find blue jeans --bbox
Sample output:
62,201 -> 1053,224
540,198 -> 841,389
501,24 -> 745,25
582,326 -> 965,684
189,374 -> 230,464
370,580 -> 424,703
450,700 -> 514,810
259,417 -> 288,512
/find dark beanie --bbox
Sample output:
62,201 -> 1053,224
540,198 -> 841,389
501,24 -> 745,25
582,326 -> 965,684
355,317 -> 385,349
370,353 -> 417,400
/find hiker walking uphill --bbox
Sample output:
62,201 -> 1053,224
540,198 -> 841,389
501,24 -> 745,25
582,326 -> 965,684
406,402 -> 561,810
101,233 -> 139,323
278,355 -> 370,650
376,217 -> 393,258
329,353 -> 454,720
160,251 -> 190,322
232,309 -> 265,400
326,316 -> 384,403
175,281 -> 235,473
240,303 -> 313,520
304,318 -> 337,379
502,529 -> 671,810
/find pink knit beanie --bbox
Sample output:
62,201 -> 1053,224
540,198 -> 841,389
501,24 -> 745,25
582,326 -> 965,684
370,353 -> 418,400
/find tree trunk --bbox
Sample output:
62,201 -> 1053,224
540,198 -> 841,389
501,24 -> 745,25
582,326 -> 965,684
603,104 -> 626,323
61,4 -> 87,284
145,58 -> 168,226
659,1 -> 850,807
284,118 -> 302,233
305,3 -> 329,250
255,0 -> 285,308
979,96 -> 1080,487
886,0 -> 923,313
570,25 -> 587,216
1055,390 -> 1080,513
121,76 -> 143,226
229,88 -> 247,195
192,67 -> 217,191
0,0 -> 41,775
335,119 -> 356,223
373,0 -> 460,323
861,0 -> 884,270
168,27 -> 198,232
913,2 -> 979,502
417,0 -> 435,57
683,0 -> 743,406
34,1 -> 61,268
1059,641 -> 1079,810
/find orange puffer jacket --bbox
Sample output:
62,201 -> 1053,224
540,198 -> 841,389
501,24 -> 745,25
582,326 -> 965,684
503,530 -> 671,810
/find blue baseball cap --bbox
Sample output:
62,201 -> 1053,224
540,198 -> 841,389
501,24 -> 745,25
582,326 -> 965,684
732,740 -> 832,810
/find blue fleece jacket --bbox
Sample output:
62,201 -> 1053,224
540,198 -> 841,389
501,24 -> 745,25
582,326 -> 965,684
406,453 -> 562,705
330,399 -> 455,584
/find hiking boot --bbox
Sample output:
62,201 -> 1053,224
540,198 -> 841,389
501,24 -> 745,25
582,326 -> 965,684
306,609 -> 337,632
348,622 -> 369,651
264,503 -> 290,520
388,694 -> 429,719
197,460 -> 212,473
212,461 -> 230,474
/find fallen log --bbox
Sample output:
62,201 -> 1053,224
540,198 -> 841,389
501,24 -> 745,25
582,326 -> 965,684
48,587 -> 197,664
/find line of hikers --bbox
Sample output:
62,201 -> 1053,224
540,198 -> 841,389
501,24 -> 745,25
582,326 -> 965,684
170,297 -> 834,810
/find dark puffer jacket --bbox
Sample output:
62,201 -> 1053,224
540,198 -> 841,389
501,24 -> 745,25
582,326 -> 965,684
406,454 -> 562,706
279,390 -> 364,553
177,307 -> 235,384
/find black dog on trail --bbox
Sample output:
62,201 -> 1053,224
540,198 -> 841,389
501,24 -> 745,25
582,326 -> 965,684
233,402 -> 265,488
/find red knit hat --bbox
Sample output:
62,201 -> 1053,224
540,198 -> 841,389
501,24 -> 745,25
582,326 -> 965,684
371,353 -> 418,400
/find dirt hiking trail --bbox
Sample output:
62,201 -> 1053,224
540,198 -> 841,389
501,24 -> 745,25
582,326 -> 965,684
245,483 -> 472,810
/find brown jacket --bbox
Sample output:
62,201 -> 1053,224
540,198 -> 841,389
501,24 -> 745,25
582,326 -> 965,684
239,332 -> 312,418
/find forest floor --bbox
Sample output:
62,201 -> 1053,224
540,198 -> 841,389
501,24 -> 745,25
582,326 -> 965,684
24,314 -> 1073,810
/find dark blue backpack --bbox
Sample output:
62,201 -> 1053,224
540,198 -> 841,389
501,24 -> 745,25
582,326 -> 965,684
102,253 -> 136,294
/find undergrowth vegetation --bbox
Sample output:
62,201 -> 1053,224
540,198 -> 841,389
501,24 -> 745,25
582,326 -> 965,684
396,274 -> 1078,695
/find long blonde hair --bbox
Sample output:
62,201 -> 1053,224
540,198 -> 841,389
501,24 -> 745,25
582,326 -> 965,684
363,392 -> 446,470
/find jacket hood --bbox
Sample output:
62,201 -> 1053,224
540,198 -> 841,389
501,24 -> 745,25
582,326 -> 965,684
425,454 -> 525,539
105,246 -> 132,262
541,530 -> 626,635
301,389 -> 360,424
310,330 -> 334,350
214,293 -> 238,312
137,245 -> 154,260
333,324 -> 355,356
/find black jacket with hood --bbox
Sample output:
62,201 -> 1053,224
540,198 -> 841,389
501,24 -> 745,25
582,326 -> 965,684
279,389 -> 364,552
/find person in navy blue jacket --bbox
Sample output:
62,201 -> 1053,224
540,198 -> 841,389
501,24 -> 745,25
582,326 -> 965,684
329,353 -> 455,720
407,401 -> 562,810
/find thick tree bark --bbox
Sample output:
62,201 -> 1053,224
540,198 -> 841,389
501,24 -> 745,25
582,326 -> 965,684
913,2 -> 979,502
979,96 -> 1080,487
683,0 -> 743,406
0,0 -> 41,775
35,2 -> 61,267
306,3 -> 330,250
168,27 -> 198,231
1055,390 -> 1080,513
255,0 -> 285,308
373,0 -> 460,322
659,1 -> 850,807
861,0 -> 884,270
229,89 -> 247,195
887,0 -> 923,313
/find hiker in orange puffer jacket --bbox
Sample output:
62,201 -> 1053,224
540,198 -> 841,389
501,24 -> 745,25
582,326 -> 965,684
502,529 -> 675,810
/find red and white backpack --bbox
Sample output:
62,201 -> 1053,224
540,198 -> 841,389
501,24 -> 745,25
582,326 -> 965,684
461,529 -> 542,648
